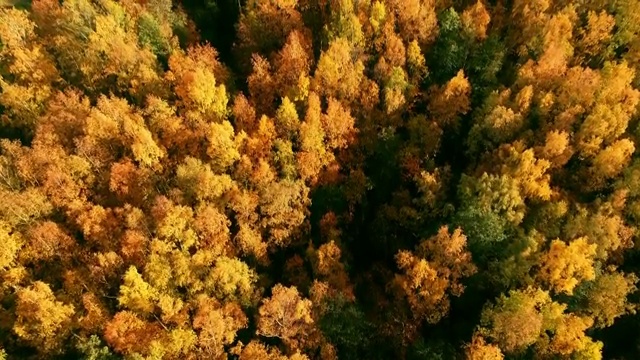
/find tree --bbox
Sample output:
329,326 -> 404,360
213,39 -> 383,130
316,296 -> 372,360
235,0 -> 307,66
322,0 -> 365,47
322,98 -> 357,150
537,237 -> 597,295
309,241 -> 354,299
575,10 -> 615,63
0,8 -> 58,128
428,70 -> 472,126
458,173 -> 526,228
461,1 -> 491,41
275,97 -> 300,140
193,205 -> 231,257
13,281 -> 75,353
386,0 -> 438,46
578,270 -> 638,328
193,295 -> 248,357
259,180 -> 310,247
273,30 -> 312,102
392,227 -> 476,324
166,45 -> 229,120
313,38 -> 365,103
236,340 -> 310,360
205,256 -> 259,306
257,284 -> 314,350
82,0 -> 163,100
75,335 -> 118,360
80,95 -> 164,168
464,336 -> 504,360
118,266 -> 158,315
104,311 -> 164,356
0,221 -> 21,270
590,138 -> 635,187
428,8 -> 468,82
297,92 -> 331,185
21,221 -> 75,263
537,130 -> 573,167
564,202 -> 634,259
206,120 -> 240,172
535,310 -> 602,359
176,156 -> 234,203
479,287 -> 550,354
497,143 -> 553,202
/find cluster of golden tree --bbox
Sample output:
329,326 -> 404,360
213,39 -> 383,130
2,0 -> 640,358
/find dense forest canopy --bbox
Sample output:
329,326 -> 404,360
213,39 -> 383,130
2,0 -> 640,358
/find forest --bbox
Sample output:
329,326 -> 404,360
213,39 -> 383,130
2,0 -> 640,358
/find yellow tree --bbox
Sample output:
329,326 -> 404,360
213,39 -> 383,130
575,62 -> 639,158
386,0 -> 438,46
575,10 -> 615,62
275,97 -> 301,140
589,139 -> 635,189
166,45 -> 229,121
308,240 -> 354,299
206,120 -> 240,173
193,295 -> 248,358
81,0 -> 163,100
392,226 -> 476,324
461,1 -> 491,41
257,284 -> 314,350
321,98 -> 357,150
509,0 -> 551,57
516,6 -> 576,90
497,142 -> 553,202
297,92 -> 332,185
464,335 -> 504,360
176,157 -> 234,204
564,202 -> 635,259
118,266 -> 159,316
313,38 -> 365,103
144,95 -> 193,155
79,95 -> 164,169
205,256 -> 259,306
259,180 -> 310,247
534,304 -> 603,359
13,281 -> 75,354
536,130 -> 573,168
0,221 -> 21,270
0,8 -> 58,128
537,237 -> 597,295
273,30 -> 313,102
428,70 -> 472,126
236,340 -> 310,360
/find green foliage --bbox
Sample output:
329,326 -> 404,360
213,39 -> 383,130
273,139 -> 298,180
76,335 -> 119,360
428,8 -> 469,83
407,338 -> 454,360
137,13 -> 170,60
318,297 -> 373,360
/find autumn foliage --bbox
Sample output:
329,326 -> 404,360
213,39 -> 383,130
1,0 -> 640,358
